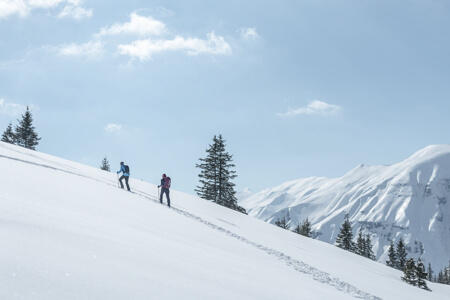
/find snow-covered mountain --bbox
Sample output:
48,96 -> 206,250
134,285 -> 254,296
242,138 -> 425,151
240,145 -> 450,272
1,141 -> 449,299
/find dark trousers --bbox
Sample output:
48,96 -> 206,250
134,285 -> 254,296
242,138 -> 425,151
160,188 -> 170,207
119,175 -> 130,191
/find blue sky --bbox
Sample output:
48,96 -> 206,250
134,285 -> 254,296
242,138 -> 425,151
1,0 -> 450,195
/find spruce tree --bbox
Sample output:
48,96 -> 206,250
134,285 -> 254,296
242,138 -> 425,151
100,157 -> 111,171
293,224 -> 302,234
386,241 -> 398,268
427,263 -> 433,282
402,258 -> 418,286
14,106 -> 40,150
364,234 -> 376,260
438,271 -> 444,284
335,214 -> 354,252
195,135 -> 246,213
1,123 -> 16,144
396,238 -> 408,270
299,218 -> 312,237
356,231 -> 365,256
444,264 -> 450,284
416,259 -> 430,290
275,217 -> 289,229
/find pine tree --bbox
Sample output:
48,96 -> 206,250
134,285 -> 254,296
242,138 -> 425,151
438,271 -> 444,284
444,263 -> 450,284
356,231 -> 365,256
386,241 -> 398,268
335,214 -> 354,252
402,258 -> 418,286
416,259 -> 430,290
293,224 -> 301,234
427,263 -> 433,282
14,106 -> 40,150
195,135 -> 246,213
364,234 -> 376,260
100,157 -> 110,171
299,218 -> 312,237
396,238 -> 408,270
275,217 -> 289,229
1,123 -> 16,144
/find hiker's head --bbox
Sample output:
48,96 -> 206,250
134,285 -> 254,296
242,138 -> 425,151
120,162 -> 124,165
162,174 -> 166,178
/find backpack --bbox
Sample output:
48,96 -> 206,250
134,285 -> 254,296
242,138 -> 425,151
124,165 -> 130,174
164,177 -> 171,189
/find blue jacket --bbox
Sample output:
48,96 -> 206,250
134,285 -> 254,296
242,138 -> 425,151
117,165 -> 129,177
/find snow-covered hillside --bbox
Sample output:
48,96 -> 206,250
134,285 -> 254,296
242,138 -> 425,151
1,142 -> 449,299
240,145 -> 450,272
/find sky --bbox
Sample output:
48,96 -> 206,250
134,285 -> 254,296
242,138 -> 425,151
1,0 -> 450,195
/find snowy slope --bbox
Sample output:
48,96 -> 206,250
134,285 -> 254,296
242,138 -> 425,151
240,145 -> 450,272
1,142 -> 449,300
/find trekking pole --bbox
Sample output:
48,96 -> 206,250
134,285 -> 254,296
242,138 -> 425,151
157,186 -> 160,202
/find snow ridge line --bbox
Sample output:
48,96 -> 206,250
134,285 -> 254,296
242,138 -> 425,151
134,191 -> 382,300
0,153 -> 381,299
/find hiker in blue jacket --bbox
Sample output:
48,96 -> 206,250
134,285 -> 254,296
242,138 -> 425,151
117,162 -> 130,191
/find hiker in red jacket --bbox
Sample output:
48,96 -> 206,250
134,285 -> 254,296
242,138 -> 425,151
158,174 -> 171,207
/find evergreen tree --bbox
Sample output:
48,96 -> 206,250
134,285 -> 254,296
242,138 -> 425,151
100,157 -> 111,171
396,238 -> 408,270
275,217 -> 289,229
1,123 -> 16,144
416,259 -> 430,290
195,135 -> 245,213
402,258 -> 418,286
356,231 -> 365,256
437,271 -> 445,284
427,263 -> 433,282
444,264 -> 450,284
335,214 -> 354,252
293,224 -> 301,234
14,106 -> 40,150
299,218 -> 312,237
364,234 -> 376,260
386,241 -> 398,268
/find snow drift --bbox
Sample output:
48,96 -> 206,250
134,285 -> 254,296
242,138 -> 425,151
0,142 -> 449,299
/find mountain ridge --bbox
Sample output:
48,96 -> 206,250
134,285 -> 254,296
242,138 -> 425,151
240,144 -> 450,271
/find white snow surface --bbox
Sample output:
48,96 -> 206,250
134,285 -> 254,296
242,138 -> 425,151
0,142 -> 449,299
240,145 -> 450,272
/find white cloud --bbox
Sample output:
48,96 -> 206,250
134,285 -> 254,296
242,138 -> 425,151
0,98 -> 27,116
28,0 -> 64,8
0,0 -> 29,18
97,13 -> 166,37
58,1 -> 92,19
57,41 -> 103,57
118,32 -> 232,61
104,123 -> 122,133
278,100 -> 342,117
0,0 -> 92,19
239,27 -> 259,40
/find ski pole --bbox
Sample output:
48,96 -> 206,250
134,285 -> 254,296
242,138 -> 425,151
157,186 -> 160,202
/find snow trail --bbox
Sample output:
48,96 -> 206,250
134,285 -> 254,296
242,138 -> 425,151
133,190 -> 382,300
